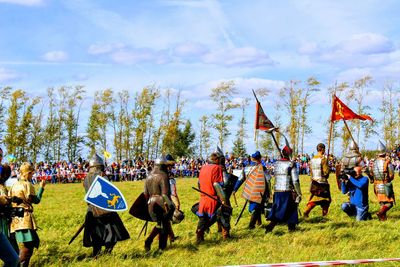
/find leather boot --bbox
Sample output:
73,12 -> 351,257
377,205 -> 390,221
196,229 -> 205,244
221,227 -> 230,240
288,223 -> 297,232
19,246 -> 33,267
248,213 -> 257,229
217,222 -> 222,233
265,221 -> 277,233
145,227 -> 159,252
303,203 -> 315,218
159,232 -> 168,250
322,206 -> 329,217
104,242 -> 115,254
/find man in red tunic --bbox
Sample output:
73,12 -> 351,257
196,152 -> 228,243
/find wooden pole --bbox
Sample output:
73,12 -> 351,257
327,93 -> 335,158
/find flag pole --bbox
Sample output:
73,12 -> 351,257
343,119 -> 359,152
327,93 -> 335,158
252,90 -> 283,158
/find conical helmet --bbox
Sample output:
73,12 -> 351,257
349,140 -> 359,151
89,153 -> 104,168
281,134 -> 292,158
377,140 -> 387,156
155,154 -> 168,165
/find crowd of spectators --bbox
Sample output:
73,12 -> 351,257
8,145 -> 400,184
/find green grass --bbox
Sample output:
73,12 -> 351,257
27,174 -> 400,266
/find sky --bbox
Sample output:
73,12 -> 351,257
1,0 -> 400,157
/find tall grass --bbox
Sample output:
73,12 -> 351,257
28,174 -> 400,266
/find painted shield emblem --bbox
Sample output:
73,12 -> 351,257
84,175 -> 127,212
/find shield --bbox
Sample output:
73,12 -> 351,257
84,175 -> 127,212
129,192 -> 152,221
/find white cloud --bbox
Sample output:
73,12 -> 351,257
88,43 -> 125,55
301,33 -> 396,68
0,0 -> 43,6
193,99 -> 216,110
173,42 -> 208,57
41,51 -> 68,62
0,67 -> 20,82
110,48 -> 171,65
338,33 -> 395,54
202,47 -> 275,67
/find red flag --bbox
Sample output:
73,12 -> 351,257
255,100 -> 275,131
331,95 -> 373,122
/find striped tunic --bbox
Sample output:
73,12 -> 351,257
242,164 -> 266,204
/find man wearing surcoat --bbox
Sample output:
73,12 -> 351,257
304,143 -> 331,217
233,151 -> 270,229
83,154 -> 130,257
196,152 -> 229,243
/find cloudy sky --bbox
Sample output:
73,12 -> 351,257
1,0 -> 399,155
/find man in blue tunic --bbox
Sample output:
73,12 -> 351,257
340,166 -> 371,221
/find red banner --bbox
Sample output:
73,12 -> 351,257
255,100 -> 275,131
331,95 -> 373,122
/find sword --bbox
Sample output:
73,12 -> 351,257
191,187 -> 232,210
138,221 -> 148,238
68,223 -> 85,245
233,192 -> 238,207
235,199 -> 248,226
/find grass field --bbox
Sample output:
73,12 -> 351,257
27,174 -> 400,267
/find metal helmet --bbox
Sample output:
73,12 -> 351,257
215,146 -> 224,158
155,154 -> 168,166
377,140 -> 387,156
165,154 -> 175,165
349,140 -> 359,151
89,153 -> 105,168
172,209 -> 185,224
281,134 -> 292,158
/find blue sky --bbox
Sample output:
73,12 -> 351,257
1,0 -> 399,155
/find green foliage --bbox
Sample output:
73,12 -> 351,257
30,173 -> 400,266
174,120 -> 196,157
132,85 -> 160,158
210,81 -> 239,150
198,115 -> 211,159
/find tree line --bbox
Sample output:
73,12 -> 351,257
0,75 -> 397,163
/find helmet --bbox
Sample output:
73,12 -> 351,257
172,209 -> 185,224
165,154 -> 175,165
377,140 -> 387,156
155,155 -> 168,165
89,153 -> 105,168
349,140 -> 358,151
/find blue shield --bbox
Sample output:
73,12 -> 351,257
84,175 -> 127,212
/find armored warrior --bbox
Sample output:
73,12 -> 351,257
303,143 -> 331,218
83,154 -> 130,257
265,146 -> 302,233
368,141 -> 395,221
143,155 -> 175,251
9,162 -> 45,267
195,152 -> 230,243
233,150 -> 270,229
